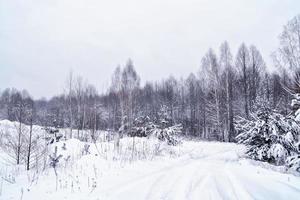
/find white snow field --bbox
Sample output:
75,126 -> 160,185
0,119 -> 299,200
1,138 -> 300,200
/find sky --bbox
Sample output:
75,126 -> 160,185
0,0 -> 299,99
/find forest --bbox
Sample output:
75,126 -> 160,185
0,16 -> 298,143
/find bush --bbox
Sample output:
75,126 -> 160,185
236,107 -> 300,166
286,155 -> 300,173
126,106 -> 183,145
150,124 -> 182,146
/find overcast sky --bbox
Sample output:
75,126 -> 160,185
0,0 -> 299,99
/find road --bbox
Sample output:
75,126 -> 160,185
98,142 -> 300,200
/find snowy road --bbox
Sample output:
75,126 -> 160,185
97,142 -> 300,200
3,141 -> 300,200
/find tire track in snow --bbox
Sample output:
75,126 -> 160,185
227,167 -> 300,200
145,155 -> 204,200
225,168 -> 255,200
101,147 -> 202,198
185,172 -> 210,200
104,147 -> 249,200
100,143 -> 300,200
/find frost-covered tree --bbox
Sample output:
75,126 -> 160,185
44,120 -> 63,145
236,43 -> 250,119
150,123 -> 182,146
236,99 -> 300,166
49,146 -> 63,191
273,15 -> 300,73
186,73 -> 198,136
248,45 -> 266,111
129,116 -> 155,137
121,59 -> 140,135
286,92 -> 300,172
201,49 -> 223,140
125,106 -> 182,145
150,106 -> 182,145
2,90 -> 33,165
220,41 -> 235,141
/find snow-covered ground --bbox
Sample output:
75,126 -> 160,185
1,136 -> 300,200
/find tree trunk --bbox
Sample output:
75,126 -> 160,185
17,106 -> 22,165
27,117 -> 33,170
227,71 -> 234,142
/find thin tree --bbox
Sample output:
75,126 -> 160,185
220,41 -> 234,141
236,43 -> 250,119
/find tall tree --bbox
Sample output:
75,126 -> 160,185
12,90 -> 31,164
26,97 -> 35,170
120,59 -> 140,136
275,14 -> 300,73
65,71 -> 74,138
249,45 -> 266,110
236,43 -> 250,118
201,49 -> 222,140
220,41 -> 234,141
186,73 -> 197,136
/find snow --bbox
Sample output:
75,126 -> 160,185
2,140 -> 300,200
0,136 -> 300,200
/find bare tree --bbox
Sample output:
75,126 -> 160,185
275,14 -> 300,73
220,41 -> 234,142
248,45 -> 266,110
66,70 -> 74,139
14,91 -> 30,164
120,59 -> 140,135
186,73 -> 197,136
26,98 -> 34,170
201,49 -> 222,140
236,43 -> 250,119
74,76 -> 86,139
273,14 -> 300,97
110,66 -> 122,131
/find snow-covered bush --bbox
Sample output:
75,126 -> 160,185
286,155 -> 300,173
150,105 -> 182,145
129,116 -> 155,137
49,146 -> 63,191
150,124 -> 182,145
236,106 -> 300,166
291,93 -> 300,121
128,116 -> 182,145
44,128 -> 63,144
127,106 -> 182,145
44,120 -> 63,145
49,146 -> 63,172
269,143 -> 289,165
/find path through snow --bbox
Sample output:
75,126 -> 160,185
2,141 -> 300,200
97,142 -> 300,200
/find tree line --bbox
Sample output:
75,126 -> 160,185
0,14 -> 299,143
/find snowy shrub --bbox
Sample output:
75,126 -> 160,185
124,106 -> 182,145
49,146 -> 63,191
129,116 -> 155,137
286,155 -> 300,173
269,143 -> 288,165
291,93 -> 300,121
49,146 -> 63,179
151,105 -> 182,145
82,144 -> 91,155
236,106 -> 300,166
44,127 -> 63,145
150,124 -> 182,146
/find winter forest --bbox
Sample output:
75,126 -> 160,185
1,4 -> 300,200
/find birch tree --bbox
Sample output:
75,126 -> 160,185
236,43 -> 250,119
220,41 -> 234,141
